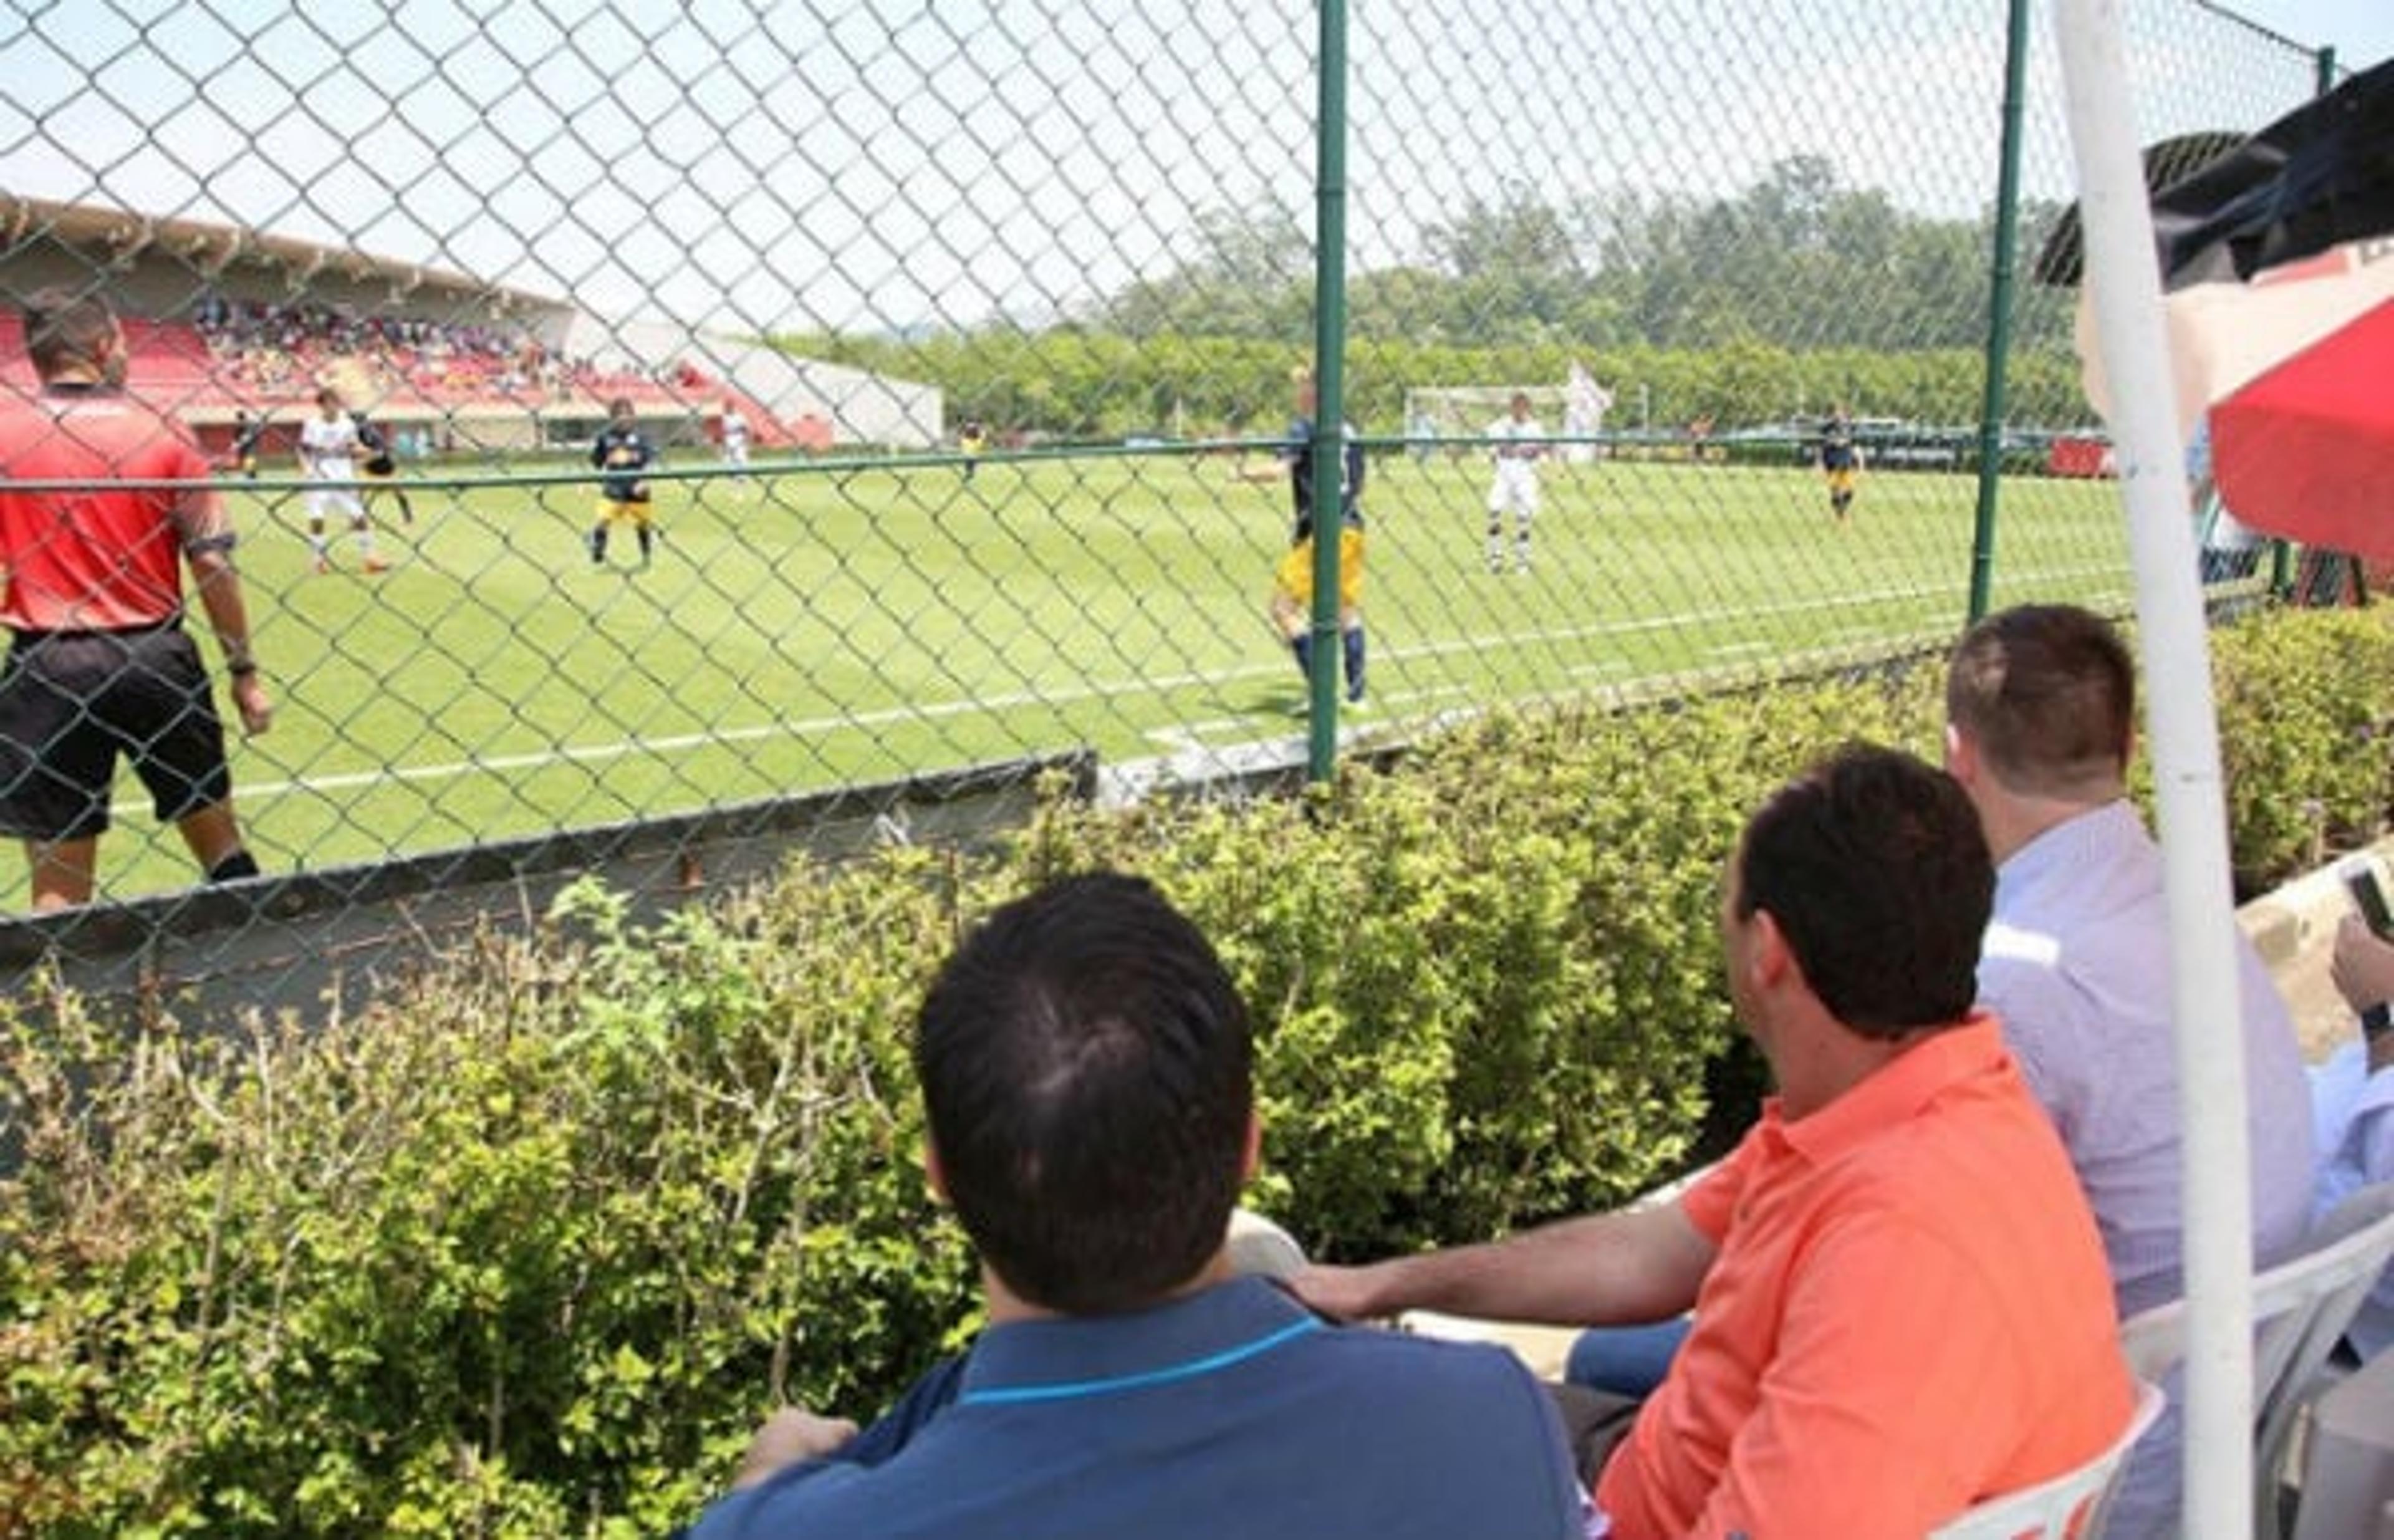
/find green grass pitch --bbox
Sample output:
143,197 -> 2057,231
81,450 -> 2138,902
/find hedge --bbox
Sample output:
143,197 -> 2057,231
1,602 -> 2386,1536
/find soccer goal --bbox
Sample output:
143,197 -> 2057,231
1403,384 -> 1612,461
1403,385 -> 1567,440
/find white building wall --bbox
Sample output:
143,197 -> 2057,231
560,314 -> 941,450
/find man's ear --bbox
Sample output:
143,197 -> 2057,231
1240,1112 -> 1262,1185
1943,721 -> 1975,784
1747,906 -> 1797,991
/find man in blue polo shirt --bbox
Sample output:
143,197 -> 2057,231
685,872 -> 1587,1540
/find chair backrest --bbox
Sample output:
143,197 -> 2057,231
2115,1180 -> 2394,1537
1224,1207 -> 1308,1282
1929,1379 -> 2166,1540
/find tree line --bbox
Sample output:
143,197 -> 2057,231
777,156 -> 2092,442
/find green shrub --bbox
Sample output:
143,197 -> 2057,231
0,599 -> 2382,1534
2209,605 -> 2394,892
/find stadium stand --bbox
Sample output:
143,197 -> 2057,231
0,193 -> 834,455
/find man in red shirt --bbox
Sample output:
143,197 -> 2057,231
0,288 -> 273,909
1294,746 -> 2134,1539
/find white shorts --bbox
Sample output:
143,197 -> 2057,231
1489,466 -> 1541,516
307,486 -> 365,522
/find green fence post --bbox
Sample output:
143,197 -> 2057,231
1966,0 -> 2032,624
1308,0 -> 1352,781
2271,42 -> 2339,600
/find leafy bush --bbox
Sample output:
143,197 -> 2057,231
0,858 -> 983,1538
2208,605 -> 2394,893
0,599 -> 2382,1534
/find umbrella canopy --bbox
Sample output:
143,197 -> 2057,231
2040,60 -> 2394,562
2211,287 -> 2394,562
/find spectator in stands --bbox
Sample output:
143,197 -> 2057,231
1294,746 -> 2134,1538
1944,602 -> 2315,1539
0,288 -> 272,909
684,871 -> 1588,1540
2317,914 -> 2394,1362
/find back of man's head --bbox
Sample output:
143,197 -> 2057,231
915,872 -> 1252,1315
1735,744 -> 1993,1041
22,287 -> 117,379
1946,604 -> 2133,802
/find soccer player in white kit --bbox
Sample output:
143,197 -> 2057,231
297,388 -> 385,574
720,402 -> 752,493
1485,391 -> 1545,573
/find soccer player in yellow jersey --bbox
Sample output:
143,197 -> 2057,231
589,397 -> 659,569
1267,370 -> 1366,705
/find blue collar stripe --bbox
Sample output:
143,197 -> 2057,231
958,1317 -> 1322,1407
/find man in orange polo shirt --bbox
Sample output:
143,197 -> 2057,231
1294,746 -> 2133,1538
0,288 -> 273,908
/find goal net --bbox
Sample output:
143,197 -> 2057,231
1403,385 -> 1571,446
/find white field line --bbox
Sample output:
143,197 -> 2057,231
193,567 -> 2125,809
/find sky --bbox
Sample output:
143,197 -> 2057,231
2228,0 -> 2394,70
0,1 -> 2361,340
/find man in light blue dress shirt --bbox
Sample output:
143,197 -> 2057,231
1943,604 -> 2316,1540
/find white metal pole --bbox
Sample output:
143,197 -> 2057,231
2052,4 -> 2254,1538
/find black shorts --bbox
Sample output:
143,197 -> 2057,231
0,626 -> 232,842
363,455 -> 398,476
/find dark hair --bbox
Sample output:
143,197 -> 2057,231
21,287 -> 117,378
608,397 -> 633,418
1946,604 -> 2133,801
1734,744 -> 1992,1039
914,872 -> 1252,1314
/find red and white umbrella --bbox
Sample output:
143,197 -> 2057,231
2049,59 -> 2394,564
2077,240 -> 2394,563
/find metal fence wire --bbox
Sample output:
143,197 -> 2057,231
0,0 -> 2334,1001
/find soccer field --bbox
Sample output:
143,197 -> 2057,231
92,451 -> 2135,900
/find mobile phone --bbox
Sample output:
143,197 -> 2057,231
2345,857 -> 2394,940
2338,856 -> 2394,1034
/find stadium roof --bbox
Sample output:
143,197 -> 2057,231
0,191 -> 562,314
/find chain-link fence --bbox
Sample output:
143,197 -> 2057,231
0,0 -> 2333,1003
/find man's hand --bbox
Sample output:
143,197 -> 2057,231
2331,913 -> 2394,1017
731,1405 -> 860,1491
1286,1262 -> 1393,1323
230,673 -> 273,736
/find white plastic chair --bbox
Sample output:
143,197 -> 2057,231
1224,1207 -> 1308,1281
1929,1378 -> 2166,1539
2117,1180 -> 2394,1539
